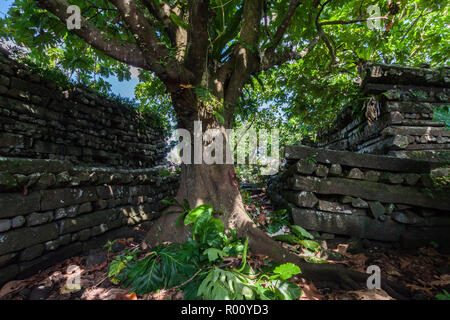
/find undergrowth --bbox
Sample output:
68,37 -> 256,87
107,202 -> 303,300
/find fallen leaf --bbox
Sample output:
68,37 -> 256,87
124,292 -> 137,300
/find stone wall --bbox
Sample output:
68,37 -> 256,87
315,63 -> 450,162
0,52 -> 168,168
268,145 -> 450,248
0,157 -> 178,285
0,52 -> 180,286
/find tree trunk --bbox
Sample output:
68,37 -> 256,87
143,161 -> 409,299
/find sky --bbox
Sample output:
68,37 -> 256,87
0,0 -> 138,99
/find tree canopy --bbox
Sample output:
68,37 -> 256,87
1,0 -> 448,137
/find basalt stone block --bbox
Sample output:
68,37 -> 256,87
19,244 -> 45,261
0,223 -> 58,256
0,264 -> 19,286
26,211 -> 53,226
317,200 -> 365,215
347,168 -> 364,180
0,172 -> 18,191
40,187 -> 98,211
352,198 -> 369,209
284,191 -> 318,208
0,192 -> 41,219
368,201 -> 385,219
54,205 -> 79,220
364,170 -> 380,182
18,242 -> 83,279
0,252 -> 17,268
329,164 -> 342,176
0,158 -> 72,175
295,159 -> 317,175
289,204 -> 403,242
57,209 -> 116,235
0,219 -> 12,232
315,164 -> 329,177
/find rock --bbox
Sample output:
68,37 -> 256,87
287,175 -> 320,192
347,168 -> 364,180
385,204 -> 395,215
368,201 -> 385,219
45,240 -> 60,251
78,202 -> 93,214
329,164 -> 342,176
85,249 -> 107,267
0,223 -> 58,256
319,233 -> 335,240
382,173 -> 404,184
295,159 -> 317,175
26,211 -> 53,226
29,285 -> 51,300
286,191 -> 318,208
0,192 -> 41,219
404,173 -> 421,186
36,173 -> 56,188
78,229 -> 92,241
341,195 -> 355,204
11,215 -> 25,228
290,205 -> 404,242
0,172 -> 18,191
55,205 -> 79,220
0,219 -> 12,232
364,170 -> 380,182
317,200 -> 361,215
315,164 -> 329,177
391,211 -> 423,224
20,244 -> 45,261
352,198 -> 369,208
0,252 -> 17,268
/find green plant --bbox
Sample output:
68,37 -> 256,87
273,225 -> 321,253
265,209 -> 291,234
108,204 -> 302,300
435,289 -> 450,300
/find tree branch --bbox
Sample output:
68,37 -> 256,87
36,0 -> 147,69
259,34 -> 321,71
184,0 -> 211,84
264,0 -> 302,57
109,0 -> 190,83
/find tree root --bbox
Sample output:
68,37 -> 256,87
143,210 -> 411,299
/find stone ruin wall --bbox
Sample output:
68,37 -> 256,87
0,52 -> 178,286
315,63 -> 450,163
268,145 -> 450,248
0,52 -> 167,168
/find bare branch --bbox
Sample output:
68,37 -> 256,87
264,0 -> 302,57
259,35 -> 321,71
319,16 -> 389,26
36,0 -> 147,68
109,0 -> 189,82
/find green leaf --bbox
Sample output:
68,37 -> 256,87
290,225 -> 314,240
170,13 -> 189,30
273,263 -> 301,280
298,240 -> 321,252
203,248 -> 224,262
272,234 -> 299,245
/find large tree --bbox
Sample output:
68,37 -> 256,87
2,0 -> 447,297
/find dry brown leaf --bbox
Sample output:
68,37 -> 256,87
257,212 -> 267,226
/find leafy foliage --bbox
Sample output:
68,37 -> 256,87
273,225 -> 321,253
108,203 -> 302,300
